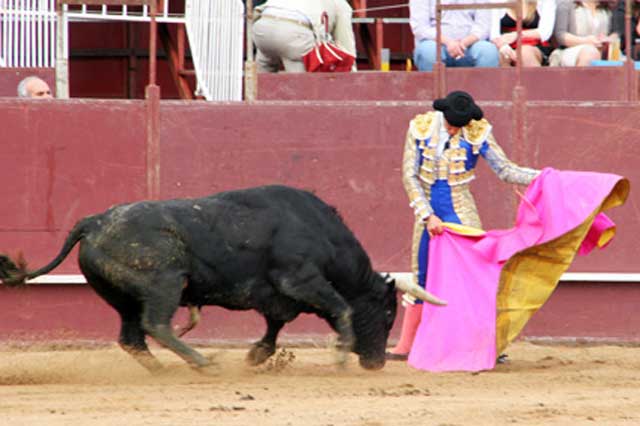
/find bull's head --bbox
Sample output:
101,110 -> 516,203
349,273 -> 446,370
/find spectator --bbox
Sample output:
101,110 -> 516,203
550,0 -> 618,66
491,0 -> 557,66
410,0 -> 499,71
387,91 -> 539,361
252,0 -> 356,72
612,0 -> 640,60
17,76 -> 53,99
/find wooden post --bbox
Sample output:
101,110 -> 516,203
244,0 -> 257,102
434,0 -> 446,97
624,0 -> 637,101
146,0 -> 161,200
515,0 -> 523,87
55,1 -> 69,98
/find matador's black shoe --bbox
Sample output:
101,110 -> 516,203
385,352 -> 408,361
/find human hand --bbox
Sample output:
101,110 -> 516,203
445,40 -> 466,60
607,33 -> 620,42
491,37 -> 505,49
424,214 -> 444,237
585,35 -> 602,48
499,44 -> 517,62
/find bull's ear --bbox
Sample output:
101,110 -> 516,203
384,273 -> 394,286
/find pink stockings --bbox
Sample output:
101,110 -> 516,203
390,303 -> 423,355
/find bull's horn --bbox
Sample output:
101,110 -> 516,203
394,277 -> 447,306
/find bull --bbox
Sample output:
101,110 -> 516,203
0,185 -> 444,371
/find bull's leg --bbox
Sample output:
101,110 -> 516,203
82,272 -> 164,373
270,264 -> 354,364
140,274 -> 211,370
246,317 -> 285,366
118,315 -> 163,373
175,305 -> 201,337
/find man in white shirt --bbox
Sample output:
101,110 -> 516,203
253,0 -> 356,72
410,0 -> 499,71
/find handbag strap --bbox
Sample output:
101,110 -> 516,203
312,11 -> 330,42
322,11 -> 329,35
301,10 -> 331,43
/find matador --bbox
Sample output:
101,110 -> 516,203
388,90 -> 539,360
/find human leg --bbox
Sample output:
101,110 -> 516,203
559,45 -> 598,67
467,40 -> 499,67
575,44 -> 601,66
388,221 -> 429,358
253,18 -> 284,72
279,24 -> 315,72
521,45 -> 543,67
261,19 -> 314,73
253,19 -> 314,73
413,39 -> 439,71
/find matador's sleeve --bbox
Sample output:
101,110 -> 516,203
481,131 -> 540,186
402,128 -> 433,220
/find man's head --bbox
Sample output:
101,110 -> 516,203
17,76 -> 52,99
433,90 -> 483,130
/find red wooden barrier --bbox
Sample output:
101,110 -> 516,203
0,97 -> 638,341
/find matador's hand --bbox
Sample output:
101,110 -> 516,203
424,214 -> 444,238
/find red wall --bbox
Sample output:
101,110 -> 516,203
258,68 -> 638,101
0,97 -> 638,342
0,98 -> 637,273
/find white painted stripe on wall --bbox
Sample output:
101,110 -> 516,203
24,272 -> 640,285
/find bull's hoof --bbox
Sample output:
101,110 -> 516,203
334,350 -> 349,370
195,363 -> 220,376
246,342 -> 275,366
359,357 -> 385,370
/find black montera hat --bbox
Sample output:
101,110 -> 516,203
433,91 -> 483,127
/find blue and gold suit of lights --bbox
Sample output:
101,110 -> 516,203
402,111 -> 539,297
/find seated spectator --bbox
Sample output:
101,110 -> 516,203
491,0 -> 557,66
252,0 -> 356,73
410,0 -> 499,71
550,0 -> 618,66
612,0 -> 640,60
17,76 -> 53,99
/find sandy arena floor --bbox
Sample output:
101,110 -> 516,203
0,341 -> 638,426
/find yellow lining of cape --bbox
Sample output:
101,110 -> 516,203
495,177 -> 631,355
443,222 -> 486,237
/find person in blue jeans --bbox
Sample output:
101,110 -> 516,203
410,0 -> 499,71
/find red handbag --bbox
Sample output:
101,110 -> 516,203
303,12 -> 355,72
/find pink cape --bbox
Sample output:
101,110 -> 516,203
408,168 -> 629,372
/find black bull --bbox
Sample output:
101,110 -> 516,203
0,185 -> 444,371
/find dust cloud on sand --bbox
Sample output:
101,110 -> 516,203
0,341 -> 639,425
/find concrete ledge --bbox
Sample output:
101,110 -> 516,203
2,281 -> 640,341
24,273 -> 640,285
257,68 -> 639,101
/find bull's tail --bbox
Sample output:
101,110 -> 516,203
0,216 -> 93,287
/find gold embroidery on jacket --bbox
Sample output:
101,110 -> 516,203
463,118 -> 491,155
410,112 -> 437,140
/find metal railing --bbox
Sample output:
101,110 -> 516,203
0,0 -> 57,67
62,0 -> 183,23
1,0 -> 246,101
185,0 -> 244,101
